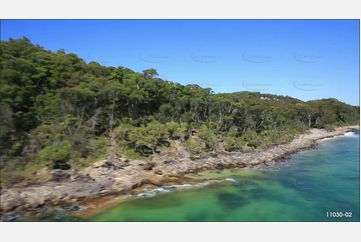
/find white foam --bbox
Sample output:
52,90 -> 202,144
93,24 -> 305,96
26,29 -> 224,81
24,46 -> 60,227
318,137 -> 333,142
224,178 -> 237,182
137,178 -> 237,199
137,184 -> 194,198
194,182 -> 210,187
343,132 -> 357,137
137,191 -> 157,198
317,131 -> 359,143
168,184 -> 193,189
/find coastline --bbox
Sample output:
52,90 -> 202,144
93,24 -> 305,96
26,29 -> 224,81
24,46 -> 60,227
0,125 -> 359,221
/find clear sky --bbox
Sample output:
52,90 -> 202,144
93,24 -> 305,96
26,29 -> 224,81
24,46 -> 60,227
1,20 -> 359,106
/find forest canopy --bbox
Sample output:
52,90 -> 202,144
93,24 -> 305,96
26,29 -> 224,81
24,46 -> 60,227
0,37 -> 359,181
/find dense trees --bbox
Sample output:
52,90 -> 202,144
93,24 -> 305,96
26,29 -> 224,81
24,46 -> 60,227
0,37 -> 359,180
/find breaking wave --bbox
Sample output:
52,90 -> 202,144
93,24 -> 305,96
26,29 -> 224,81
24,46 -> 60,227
343,132 -> 358,137
137,178 -> 237,198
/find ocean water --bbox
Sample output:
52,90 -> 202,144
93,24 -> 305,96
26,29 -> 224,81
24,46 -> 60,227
32,130 -> 359,222
87,130 -> 360,222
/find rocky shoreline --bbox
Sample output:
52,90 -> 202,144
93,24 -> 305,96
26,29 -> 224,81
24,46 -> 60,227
0,125 -> 359,222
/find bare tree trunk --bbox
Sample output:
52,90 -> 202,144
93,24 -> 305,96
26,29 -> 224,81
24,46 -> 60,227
108,99 -> 118,163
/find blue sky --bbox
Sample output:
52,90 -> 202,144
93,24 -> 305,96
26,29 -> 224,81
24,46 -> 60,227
1,20 -> 359,105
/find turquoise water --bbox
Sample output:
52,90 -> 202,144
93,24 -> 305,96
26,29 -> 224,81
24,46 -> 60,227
87,130 -> 360,222
32,130 -> 359,222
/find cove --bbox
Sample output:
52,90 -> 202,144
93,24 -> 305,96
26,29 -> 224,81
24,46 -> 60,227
84,130 -> 360,222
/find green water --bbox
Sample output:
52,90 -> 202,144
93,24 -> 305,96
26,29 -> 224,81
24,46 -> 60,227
34,131 -> 358,222
87,130 -> 360,222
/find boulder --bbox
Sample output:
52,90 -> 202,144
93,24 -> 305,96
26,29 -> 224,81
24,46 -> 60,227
30,202 -> 40,209
141,176 -> 163,187
144,163 -> 155,171
51,170 -> 70,182
111,180 -> 134,193
20,192 -> 46,208
0,196 -> 26,212
215,163 -> 224,170
72,173 -> 93,182
154,170 -> 163,175
15,206 -> 26,212
71,182 -> 103,198
0,211 -> 23,222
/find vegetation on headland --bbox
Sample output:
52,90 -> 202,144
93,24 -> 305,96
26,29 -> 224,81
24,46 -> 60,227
1,37 -> 359,186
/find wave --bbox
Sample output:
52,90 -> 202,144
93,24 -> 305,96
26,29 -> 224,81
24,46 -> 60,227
318,137 -> 334,142
224,178 -> 237,182
318,131 -> 359,143
343,132 -> 358,137
137,187 -> 174,198
137,178 -> 236,198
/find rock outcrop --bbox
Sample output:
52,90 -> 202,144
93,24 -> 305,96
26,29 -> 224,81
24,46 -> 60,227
0,126 -> 358,221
